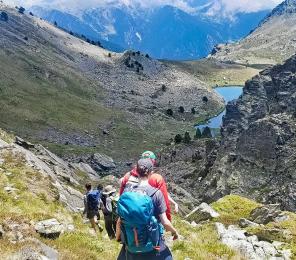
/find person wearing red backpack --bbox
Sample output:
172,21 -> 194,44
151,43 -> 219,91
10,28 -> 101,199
116,159 -> 179,260
119,151 -> 179,221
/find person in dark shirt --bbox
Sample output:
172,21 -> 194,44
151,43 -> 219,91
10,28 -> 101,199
116,159 -> 179,260
101,185 -> 118,239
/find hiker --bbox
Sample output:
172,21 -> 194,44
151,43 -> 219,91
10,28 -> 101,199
101,185 -> 118,239
116,158 -> 179,260
83,183 -> 103,233
119,151 -> 179,221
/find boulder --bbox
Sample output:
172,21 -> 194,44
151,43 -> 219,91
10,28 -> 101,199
8,238 -> 59,260
91,153 -> 116,171
35,219 -> 64,239
71,162 -> 99,181
185,202 -> 220,223
250,204 -> 282,224
239,218 -> 260,228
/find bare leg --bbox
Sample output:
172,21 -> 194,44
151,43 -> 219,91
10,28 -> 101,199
90,217 -> 97,232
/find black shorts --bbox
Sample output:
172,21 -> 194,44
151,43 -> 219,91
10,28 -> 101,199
87,210 -> 99,219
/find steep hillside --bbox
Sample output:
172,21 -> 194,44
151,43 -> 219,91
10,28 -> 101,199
0,3 -> 223,162
210,0 -> 296,65
193,53 -> 296,212
1,130 -> 295,259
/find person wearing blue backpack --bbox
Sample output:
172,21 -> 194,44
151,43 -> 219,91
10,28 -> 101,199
116,159 -> 179,260
83,183 -> 103,233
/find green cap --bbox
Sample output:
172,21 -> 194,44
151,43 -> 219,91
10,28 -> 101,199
141,151 -> 156,160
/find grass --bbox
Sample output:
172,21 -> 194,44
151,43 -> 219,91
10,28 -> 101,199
211,195 -> 260,225
0,145 -> 239,259
0,48 -> 216,161
167,59 -> 260,87
172,217 -> 237,260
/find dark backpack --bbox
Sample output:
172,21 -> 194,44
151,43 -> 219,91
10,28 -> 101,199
118,184 -> 163,254
87,190 -> 101,211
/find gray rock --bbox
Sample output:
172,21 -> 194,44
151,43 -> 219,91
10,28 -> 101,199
185,202 -> 220,223
15,136 -> 35,149
35,219 -> 64,239
215,223 -> 291,260
250,204 -> 282,224
91,153 -> 116,171
71,162 -> 99,181
239,218 -> 260,228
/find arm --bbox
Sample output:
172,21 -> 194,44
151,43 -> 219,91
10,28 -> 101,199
159,212 -> 179,240
168,194 -> 179,214
115,218 -> 122,241
83,195 -> 87,215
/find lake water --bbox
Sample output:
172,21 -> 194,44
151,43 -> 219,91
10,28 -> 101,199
196,86 -> 243,132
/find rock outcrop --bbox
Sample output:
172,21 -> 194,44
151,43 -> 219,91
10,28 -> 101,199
194,54 -> 296,211
216,223 -> 291,259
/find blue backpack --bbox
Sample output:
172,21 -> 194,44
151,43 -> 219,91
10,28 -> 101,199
117,185 -> 163,254
87,190 -> 101,211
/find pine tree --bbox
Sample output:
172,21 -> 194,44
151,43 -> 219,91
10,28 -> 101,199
174,134 -> 182,144
184,132 -> 191,144
195,128 -> 202,139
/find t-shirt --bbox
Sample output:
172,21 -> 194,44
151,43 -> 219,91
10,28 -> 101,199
120,168 -> 172,221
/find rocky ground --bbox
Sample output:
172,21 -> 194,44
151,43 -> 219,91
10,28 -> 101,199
1,129 -> 296,259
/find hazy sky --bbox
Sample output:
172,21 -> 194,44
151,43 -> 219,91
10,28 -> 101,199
4,0 -> 283,14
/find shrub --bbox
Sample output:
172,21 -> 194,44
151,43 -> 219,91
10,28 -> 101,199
145,54 -> 150,58
130,63 -> 134,68
18,7 -> 25,14
136,51 -> 140,55
23,36 -> 28,41
174,134 -> 182,144
86,38 -> 90,43
132,52 -> 136,56
29,12 -> 34,16
97,41 -> 102,47
178,106 -> 185,113
195,128 -> 202,139
108,53 -> 112,58
54,21 -> 58,27
202,96 -> 208,103
91,40 -> 96,45
161,84 -> 167,92
184,132 -> 191,144
0,11 -> 8,22
166,109 -> 173,116
191,107 -> 196,114
136,67 -> 140,73
69,31 -> 73,35
202,127 -> 212,138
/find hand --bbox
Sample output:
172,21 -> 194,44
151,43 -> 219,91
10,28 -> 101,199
172,231 -> 179,240
174,203 -> 179,214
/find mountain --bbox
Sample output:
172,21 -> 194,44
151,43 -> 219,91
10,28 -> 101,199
0,3 -> 223,163
191,53 -> 296,211
30,4 -> 269,60
210,0 -> 296,65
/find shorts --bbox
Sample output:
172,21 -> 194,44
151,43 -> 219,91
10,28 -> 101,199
87,210 -> 99,219
117,239 -> 173,260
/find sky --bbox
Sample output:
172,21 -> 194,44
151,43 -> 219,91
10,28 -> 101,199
4,0 -> 283,15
